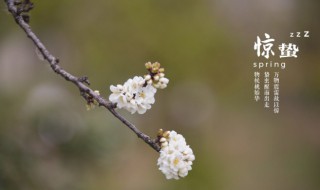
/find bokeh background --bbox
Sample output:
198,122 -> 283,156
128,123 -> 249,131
1,0 -> 320,190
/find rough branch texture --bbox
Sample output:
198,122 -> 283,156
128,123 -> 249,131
4,0 -> 160,152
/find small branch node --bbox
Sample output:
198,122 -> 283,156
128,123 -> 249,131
80,90 -> 91,104
14,0 -> 34,17
78,76 -> 90,85
21,14 -> 29,23
54,57 -> 60,64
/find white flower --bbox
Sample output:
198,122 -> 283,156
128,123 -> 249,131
158,77 -> 169,89
109,76 -> 157,114
157,131 -> 195,180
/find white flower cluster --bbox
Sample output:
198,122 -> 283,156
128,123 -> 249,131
109,62 -> 168,114
109,76 -> 156,114
157,130 -> 195,180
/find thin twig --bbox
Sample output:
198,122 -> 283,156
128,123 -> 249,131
4,0 -> 160,152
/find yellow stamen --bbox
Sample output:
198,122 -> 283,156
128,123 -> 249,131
173,158 -> 180,166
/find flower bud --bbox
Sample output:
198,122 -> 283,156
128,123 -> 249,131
158,129 -> 164,136
145,62 -> 152,69
159,84 -> 167,89
153,83 -> 160,89
161,141 -> 168,147
163,131 -> 170,138
154,75 -> 160,81
160,77 -> 169,84
159,73 -> 165,78
160,137 -> 167,143
145,74 -> 151,80
159,68 -> 165,73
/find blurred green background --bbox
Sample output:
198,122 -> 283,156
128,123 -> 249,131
0,0 -> 320,190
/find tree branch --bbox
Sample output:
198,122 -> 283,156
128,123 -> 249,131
4,0 -> 160,152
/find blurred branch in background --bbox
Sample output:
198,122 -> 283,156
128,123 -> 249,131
3,0 -> 160,152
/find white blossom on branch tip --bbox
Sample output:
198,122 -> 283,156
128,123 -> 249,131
109,62 -> 168,114
157,130 -> 195,180
109,76 -> 156,114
